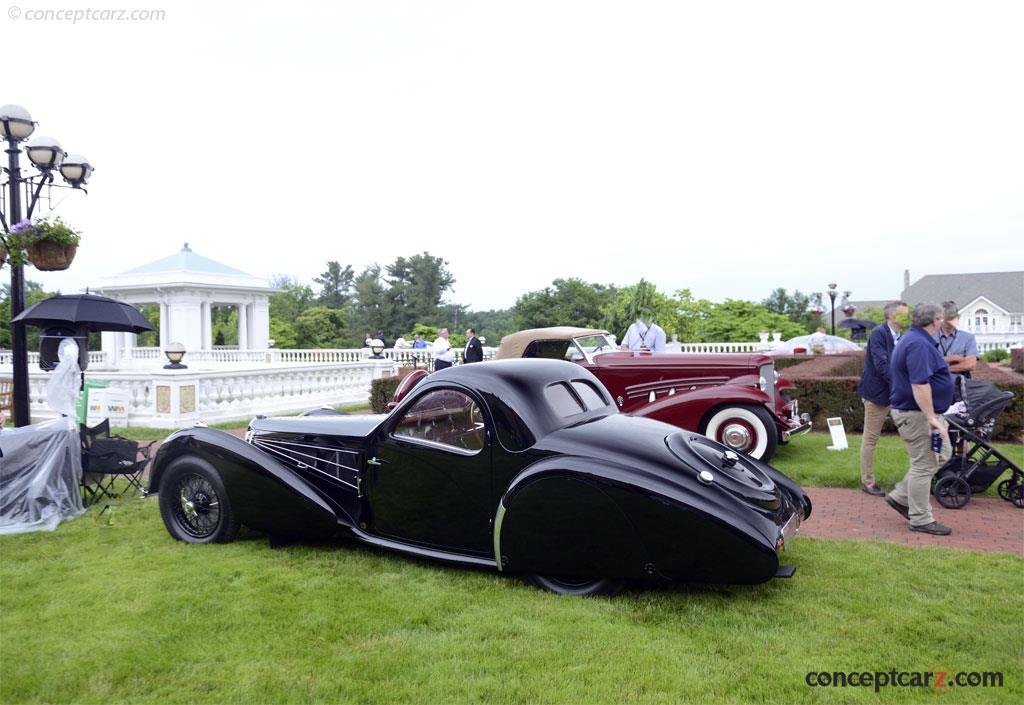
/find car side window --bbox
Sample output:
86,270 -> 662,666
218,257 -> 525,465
571,380 -> 609,410
544,382 -> 586,418
523,340 -> 576,361
393,389 -> 486,452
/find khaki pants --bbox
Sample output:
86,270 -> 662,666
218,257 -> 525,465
889,410 -> 952,527
859,399 -> 889,486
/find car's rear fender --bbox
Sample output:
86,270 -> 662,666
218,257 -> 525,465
150,427 -> 345,540
495,455 -> 783,584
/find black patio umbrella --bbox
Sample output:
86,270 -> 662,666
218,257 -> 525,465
838,318 -> 878,330
11,294 -> 156,333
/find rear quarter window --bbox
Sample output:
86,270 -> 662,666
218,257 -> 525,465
544,382 -> 585,418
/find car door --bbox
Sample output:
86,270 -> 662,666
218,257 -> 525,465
366,386 -> 493,555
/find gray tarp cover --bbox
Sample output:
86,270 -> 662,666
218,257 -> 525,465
0,417 -> 85,535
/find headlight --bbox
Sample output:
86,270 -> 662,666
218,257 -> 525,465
759,375 -> 768,392
774,369 -> 780,383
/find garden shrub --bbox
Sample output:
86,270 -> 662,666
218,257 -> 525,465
982,348 -> 1009,363
781,354 -> 1023,441
369,375 -> 402,414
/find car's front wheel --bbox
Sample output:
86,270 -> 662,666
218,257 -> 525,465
158,456 -> 240,544
527,574 -> 626,596
701,405 -> 778,461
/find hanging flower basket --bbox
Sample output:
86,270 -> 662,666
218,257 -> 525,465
6,217 -> 82,271
27,240 -> 78,271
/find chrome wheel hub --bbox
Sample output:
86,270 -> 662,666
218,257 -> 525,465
181,494 -> 198,521
722,423 -> 752,450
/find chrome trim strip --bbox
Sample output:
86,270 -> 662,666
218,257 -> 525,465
253,442 -> 359,490
493,500 -> 507,571
254,439 -> 360,475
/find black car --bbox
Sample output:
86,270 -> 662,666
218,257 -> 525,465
149,359 -> 811,595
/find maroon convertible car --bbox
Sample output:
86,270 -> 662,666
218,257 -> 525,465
493,328 -> 811,461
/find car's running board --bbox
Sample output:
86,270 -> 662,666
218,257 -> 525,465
775,565 -> 797,578
351,528 -> 497,569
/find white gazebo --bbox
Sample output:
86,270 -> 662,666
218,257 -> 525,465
95,243 -> 274,362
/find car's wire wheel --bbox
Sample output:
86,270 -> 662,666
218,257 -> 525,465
158,457 -> 240,544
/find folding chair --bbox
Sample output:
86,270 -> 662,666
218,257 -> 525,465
80,420 -> 156,505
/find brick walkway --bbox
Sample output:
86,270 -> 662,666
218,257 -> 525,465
801,487 -> 1024,556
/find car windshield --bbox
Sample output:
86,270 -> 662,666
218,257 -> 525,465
572,334 -> 617,361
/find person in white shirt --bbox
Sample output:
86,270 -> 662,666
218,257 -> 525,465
432,328 -> 455,370
621,318 -> 667,353
393,336 -> 411,349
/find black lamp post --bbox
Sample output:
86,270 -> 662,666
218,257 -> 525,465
827,281 -> 838,336
1,104 -> 93,427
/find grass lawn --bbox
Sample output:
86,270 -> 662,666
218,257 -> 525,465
1,498 -> 1021,704
773,431 -> 1023,493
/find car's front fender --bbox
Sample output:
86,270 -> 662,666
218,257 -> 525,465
149,427 -> 345,539
631,384 -> 774,428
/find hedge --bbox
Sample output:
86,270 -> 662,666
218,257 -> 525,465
781,353 -> 1023,442
369,375 -> 403,414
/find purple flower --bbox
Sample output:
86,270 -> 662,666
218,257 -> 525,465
12,219 -> 31,233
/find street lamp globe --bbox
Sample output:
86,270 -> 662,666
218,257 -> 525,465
0,104 -> 36,140
60,154 -> 94,187
26,136 -> 66,170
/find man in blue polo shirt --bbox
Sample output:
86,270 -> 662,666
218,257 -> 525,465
935,301 -> 978,378
885,303 -> 955,535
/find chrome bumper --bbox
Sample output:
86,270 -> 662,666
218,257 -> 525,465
781,413 -> 812,442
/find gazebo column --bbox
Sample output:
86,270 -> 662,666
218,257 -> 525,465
201,301 -> 212,350
159,302 -> 169,349
237,303 -> 249,350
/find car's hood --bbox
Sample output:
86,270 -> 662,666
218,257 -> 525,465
249,414 -> 386,440
590,351 -> 771,372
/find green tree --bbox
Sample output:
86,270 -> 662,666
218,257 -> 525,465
467,308 -> 517,346
513,278 -> 616,330
695,299 -> 806,342
314,261 -> 355,309
0,281 -> 59,350
761,288 -> 818,333
601,280 -> 684,341
351,264 -> 391,339
294,307 -> 347,348
385,252 -> 456,333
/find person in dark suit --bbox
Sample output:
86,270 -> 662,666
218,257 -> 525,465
463,328 -> 484,363
855,300 -> 908,496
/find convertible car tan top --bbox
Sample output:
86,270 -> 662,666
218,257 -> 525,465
495,327 -> 611,360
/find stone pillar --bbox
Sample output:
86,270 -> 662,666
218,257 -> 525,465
237,303 -> 248,350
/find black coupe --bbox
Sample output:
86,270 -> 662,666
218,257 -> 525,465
149,359 -> 811,595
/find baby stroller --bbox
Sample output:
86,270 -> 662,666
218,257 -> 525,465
932,377 -> 1023,509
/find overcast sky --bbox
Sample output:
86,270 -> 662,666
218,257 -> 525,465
5,0 -> 1023,312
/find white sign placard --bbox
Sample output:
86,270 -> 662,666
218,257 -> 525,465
826,417 -> 848,450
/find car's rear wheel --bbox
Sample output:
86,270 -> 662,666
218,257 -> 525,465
701,405 -> 778,461
158,456 -> 240,544
527,574 -> 626,596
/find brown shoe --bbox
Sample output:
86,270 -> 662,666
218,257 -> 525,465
885,495 -> 910,519
910,521 -> 952,536
861,484 -> 885,496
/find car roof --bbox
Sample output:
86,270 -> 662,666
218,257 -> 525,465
415,358 -> 616,438
495,327 -> 611,360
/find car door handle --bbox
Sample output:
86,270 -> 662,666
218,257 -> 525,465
368,457 -> 387,466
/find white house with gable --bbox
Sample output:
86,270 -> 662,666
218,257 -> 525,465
902,270 -> 1024,352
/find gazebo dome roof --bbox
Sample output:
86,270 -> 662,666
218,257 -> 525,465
122,243 -> 251,277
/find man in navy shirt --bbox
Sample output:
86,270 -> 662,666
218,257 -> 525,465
856,300 -> 907,496
885,303 -> 955,535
